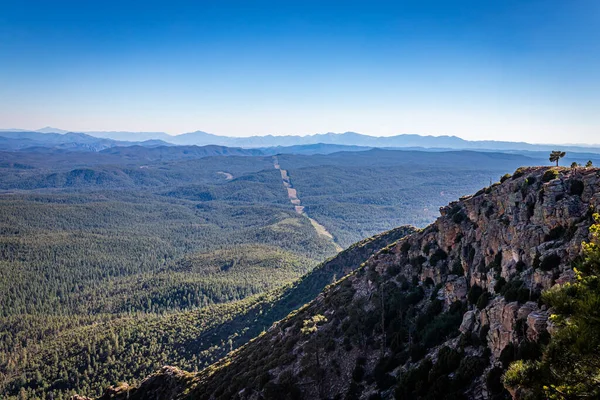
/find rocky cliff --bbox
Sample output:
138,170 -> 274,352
86,166 -> 600,400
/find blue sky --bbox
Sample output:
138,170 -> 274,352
1,0 -> 599,143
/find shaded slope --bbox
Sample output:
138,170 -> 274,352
188,225 -> 417,354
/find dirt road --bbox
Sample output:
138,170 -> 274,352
273,156 -> 342,252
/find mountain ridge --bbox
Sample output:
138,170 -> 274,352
3,128 -> 600,153
0,130 -> 172,151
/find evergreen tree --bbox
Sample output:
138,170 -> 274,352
549,151 -> 566,166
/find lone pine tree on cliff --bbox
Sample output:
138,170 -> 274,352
549,151 -> 566,166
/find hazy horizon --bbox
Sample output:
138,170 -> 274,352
4,126 -> 600,147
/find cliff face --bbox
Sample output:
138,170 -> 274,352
90,167 -> 600,400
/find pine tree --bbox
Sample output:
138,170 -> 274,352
549,151 -> 566,166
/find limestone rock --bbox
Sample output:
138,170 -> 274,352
526,311 -> 549,341
444,276 -> 468,305
460,310 -> 477,334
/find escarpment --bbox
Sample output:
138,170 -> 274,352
88,166 -> 600,400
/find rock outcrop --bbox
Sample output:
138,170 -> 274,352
84,166 -> 600,400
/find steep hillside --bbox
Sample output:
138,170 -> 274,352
89,166 -> 600,399
184,225 -> 418,361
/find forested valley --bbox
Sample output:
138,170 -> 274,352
0,145 -> 543,398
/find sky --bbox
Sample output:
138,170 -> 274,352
1,0 -> 599,143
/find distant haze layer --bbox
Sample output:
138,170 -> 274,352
1,128 -> 600,153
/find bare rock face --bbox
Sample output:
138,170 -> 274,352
481,299 -> 519,358
476,300 -> 545,358
357,167 -> 598,394
516,301 -> 537,321
460,309 -> 477,334
444,276 -> 468,305
372,167 -> 598,364
526,311 -> 549,341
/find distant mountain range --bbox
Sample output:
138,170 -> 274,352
166,131 -> 600,153
2,127 -> 600,154
0,130 -> 171,151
